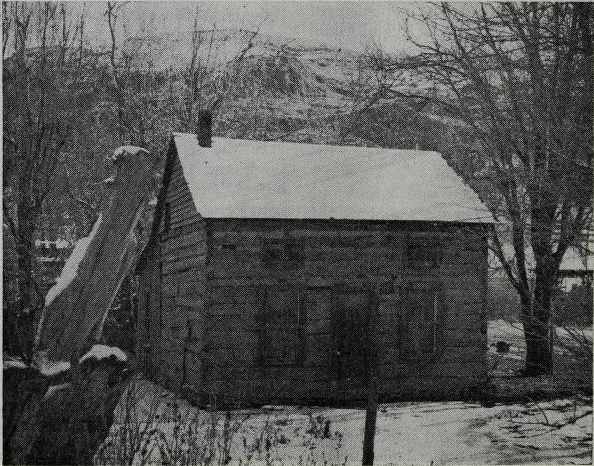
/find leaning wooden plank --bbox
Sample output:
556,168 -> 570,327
35,146 -> 156,362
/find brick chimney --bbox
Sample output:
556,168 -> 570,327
197,110 -> 212,148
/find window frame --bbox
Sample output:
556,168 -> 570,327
260,238 -> 304,269
404,240 -> 444,269
256,285 -> 307,368
397,282 -> 445,361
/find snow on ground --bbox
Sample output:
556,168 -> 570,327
95,321 -> 592,465
97,378 -> 592,466
488,320 -> 592,377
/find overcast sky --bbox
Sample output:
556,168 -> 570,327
79,1 -> 419,53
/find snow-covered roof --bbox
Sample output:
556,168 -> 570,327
172,133 -> 494,223
560,246 -> 593,272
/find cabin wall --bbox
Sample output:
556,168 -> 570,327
137,143 -> 489,405
201,219 -> 488,405
136,149 -> 207,390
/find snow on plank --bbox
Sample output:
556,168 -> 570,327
44,214 -> 103,308
35,146 -> 155,361
79,344 -> 127,364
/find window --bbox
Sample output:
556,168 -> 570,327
405,241 -> 443,268
397,283 -> 444,359
256,287 -> 306,366
261,239 -> 304,268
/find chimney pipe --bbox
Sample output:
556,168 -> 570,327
197,110 -> 212,148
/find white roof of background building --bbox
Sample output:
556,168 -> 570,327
560,246 -> 593,272
172,133 -> 494,223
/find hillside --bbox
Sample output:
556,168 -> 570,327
5,27 -> 491,276
116,29 -> 458,149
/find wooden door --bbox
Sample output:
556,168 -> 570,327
332,287 -> 378,384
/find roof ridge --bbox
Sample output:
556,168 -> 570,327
172,133 -> 442,155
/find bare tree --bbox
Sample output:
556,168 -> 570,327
360,2 -> 593,375
178,11 -> 261,132
2,2 -> 92,360
105,1 -> 165,150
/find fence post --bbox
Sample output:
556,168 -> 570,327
362,286 -> 380,466
362,376 -> 378,466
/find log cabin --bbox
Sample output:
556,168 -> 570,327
136,113 -> 494,406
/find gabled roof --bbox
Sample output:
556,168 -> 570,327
560,246 -> 593,272
172,133 -> 494,223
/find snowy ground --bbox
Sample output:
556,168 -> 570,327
488,319 -> 593,376
96,378 -> 592,466
96,320 -> 592,465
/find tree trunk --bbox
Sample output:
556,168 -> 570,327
15,200 -> 39,361
523,319 -> 553,376
523,265 -> 556,376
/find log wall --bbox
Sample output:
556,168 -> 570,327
136,149 -> 207,391
137,147 -> 489,405
200,218 -> 489,405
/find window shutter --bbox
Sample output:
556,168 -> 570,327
435,284 -> 446,353
255,288 -> 268,368
296,291 -> 307,366
399,284 -> 416,358
330,287 -> 344,380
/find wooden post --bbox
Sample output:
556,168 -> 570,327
362,376 -> 378,466
362,287 -> 380,466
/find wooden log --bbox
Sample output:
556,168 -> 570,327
168,200 -> 198,219
175,297 -> 205,310
161,231 -> 207,254
169,214 -> 204,230
162,254 -> 206,275
164,184 -> 193,204
162,249 -> 206,266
